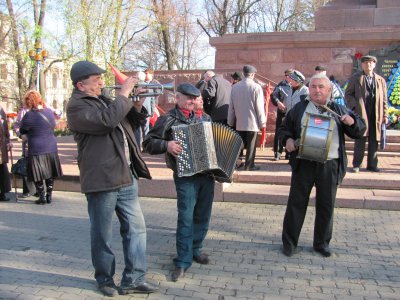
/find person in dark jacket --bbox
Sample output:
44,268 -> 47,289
202,70 -> 232,124
0,104 -> 12,201
143,83 -> 215,282
66,61 -> 157,297
279,73 -> 366,258
20,91 -> 63,205
271,69 -> 294,160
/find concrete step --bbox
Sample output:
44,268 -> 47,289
223,183 -> 400,210
233,159 -> 400,189
344,140 -> 400,152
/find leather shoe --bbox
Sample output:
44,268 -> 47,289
282,245 -> 299,257
171,267 -> 186,282
367,166 -> 380,172
245,165 -> 260,171
313,247 -> 332,257
193,253 -> 209,264
119,281 -> 158,294
98,282 -> 119,297
0,195 -> 10,202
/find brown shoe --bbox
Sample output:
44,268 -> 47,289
193,253 -> 209,264
171,267 -> 186,282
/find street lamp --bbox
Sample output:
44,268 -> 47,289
28,42 -> 48,91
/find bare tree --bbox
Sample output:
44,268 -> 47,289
203,0 -> 261,36
5,0 -> 28,100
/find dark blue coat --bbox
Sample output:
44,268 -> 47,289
20,108 -> 58,156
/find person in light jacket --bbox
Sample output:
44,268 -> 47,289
227,65 -> 266,171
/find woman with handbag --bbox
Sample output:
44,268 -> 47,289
20,91 -> 63,205
13,102 -> 37,198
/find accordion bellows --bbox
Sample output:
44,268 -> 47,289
172,122 -> 243,183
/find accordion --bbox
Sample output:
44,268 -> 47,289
172,122 -> 243,183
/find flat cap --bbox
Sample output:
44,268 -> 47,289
177,83 -> 200,97
70,61 -> 105,83
288,70 -> 305,84
243,65 -> 257,74
361,55 -> 377,63
315,65 -> 326,71
231,71 -> 242,81
284,69 -> 295,75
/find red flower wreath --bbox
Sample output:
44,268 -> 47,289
355,52 -> 363,60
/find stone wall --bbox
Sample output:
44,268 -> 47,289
207,0 -> 400,146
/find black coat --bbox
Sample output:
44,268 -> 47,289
278,99 -> 366,184
202,75 -> 231,122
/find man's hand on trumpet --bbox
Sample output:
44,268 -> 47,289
119,76 -> 138,98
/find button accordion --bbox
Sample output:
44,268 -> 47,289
172,122 -> 243,183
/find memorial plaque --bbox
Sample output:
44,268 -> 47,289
372,45 -> 400,108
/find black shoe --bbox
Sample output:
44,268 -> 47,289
193,253 -> 209,264
282,245 -> 301,257
119,281 -> 158,294
366,166 -> 380,172
245,166 -> 260,171
46,194 -> 52,204
99,282 -> 119,297
35,198 -> 46,205
313,247 -> 332,257
282,246 -> 294,257
274,153 -> 281,161
0,195 -> 10,202
171,267 -> 186,282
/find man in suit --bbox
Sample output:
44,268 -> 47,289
345,55 -> 389,173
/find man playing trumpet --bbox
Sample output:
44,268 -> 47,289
66,61 -> 158,297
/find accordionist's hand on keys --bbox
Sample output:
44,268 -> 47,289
167,140 -> 183,157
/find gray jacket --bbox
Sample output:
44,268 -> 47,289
66,89 -> 151,193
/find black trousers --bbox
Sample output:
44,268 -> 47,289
282,159 -> 338,250
238,131 -> 258,169
0,163 -> 11,195
273,110 -> 285,154
352,124 -> 378,169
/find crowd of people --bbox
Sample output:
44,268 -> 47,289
0,55 -> 389,297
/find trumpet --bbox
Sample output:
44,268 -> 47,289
104,82 -> 175,99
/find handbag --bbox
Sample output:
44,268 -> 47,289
11,156 -> 28,176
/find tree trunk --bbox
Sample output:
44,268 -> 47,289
6,0 -> 27,102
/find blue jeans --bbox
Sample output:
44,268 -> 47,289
86,178 -> 147,287
173,174 -> 215,269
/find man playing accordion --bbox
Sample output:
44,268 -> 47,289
143,83 -> 215,282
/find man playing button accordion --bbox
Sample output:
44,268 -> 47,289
278,73 -> 366,258
143,83 -> 215,281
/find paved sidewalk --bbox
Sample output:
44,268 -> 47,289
1,192 -> 399,299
